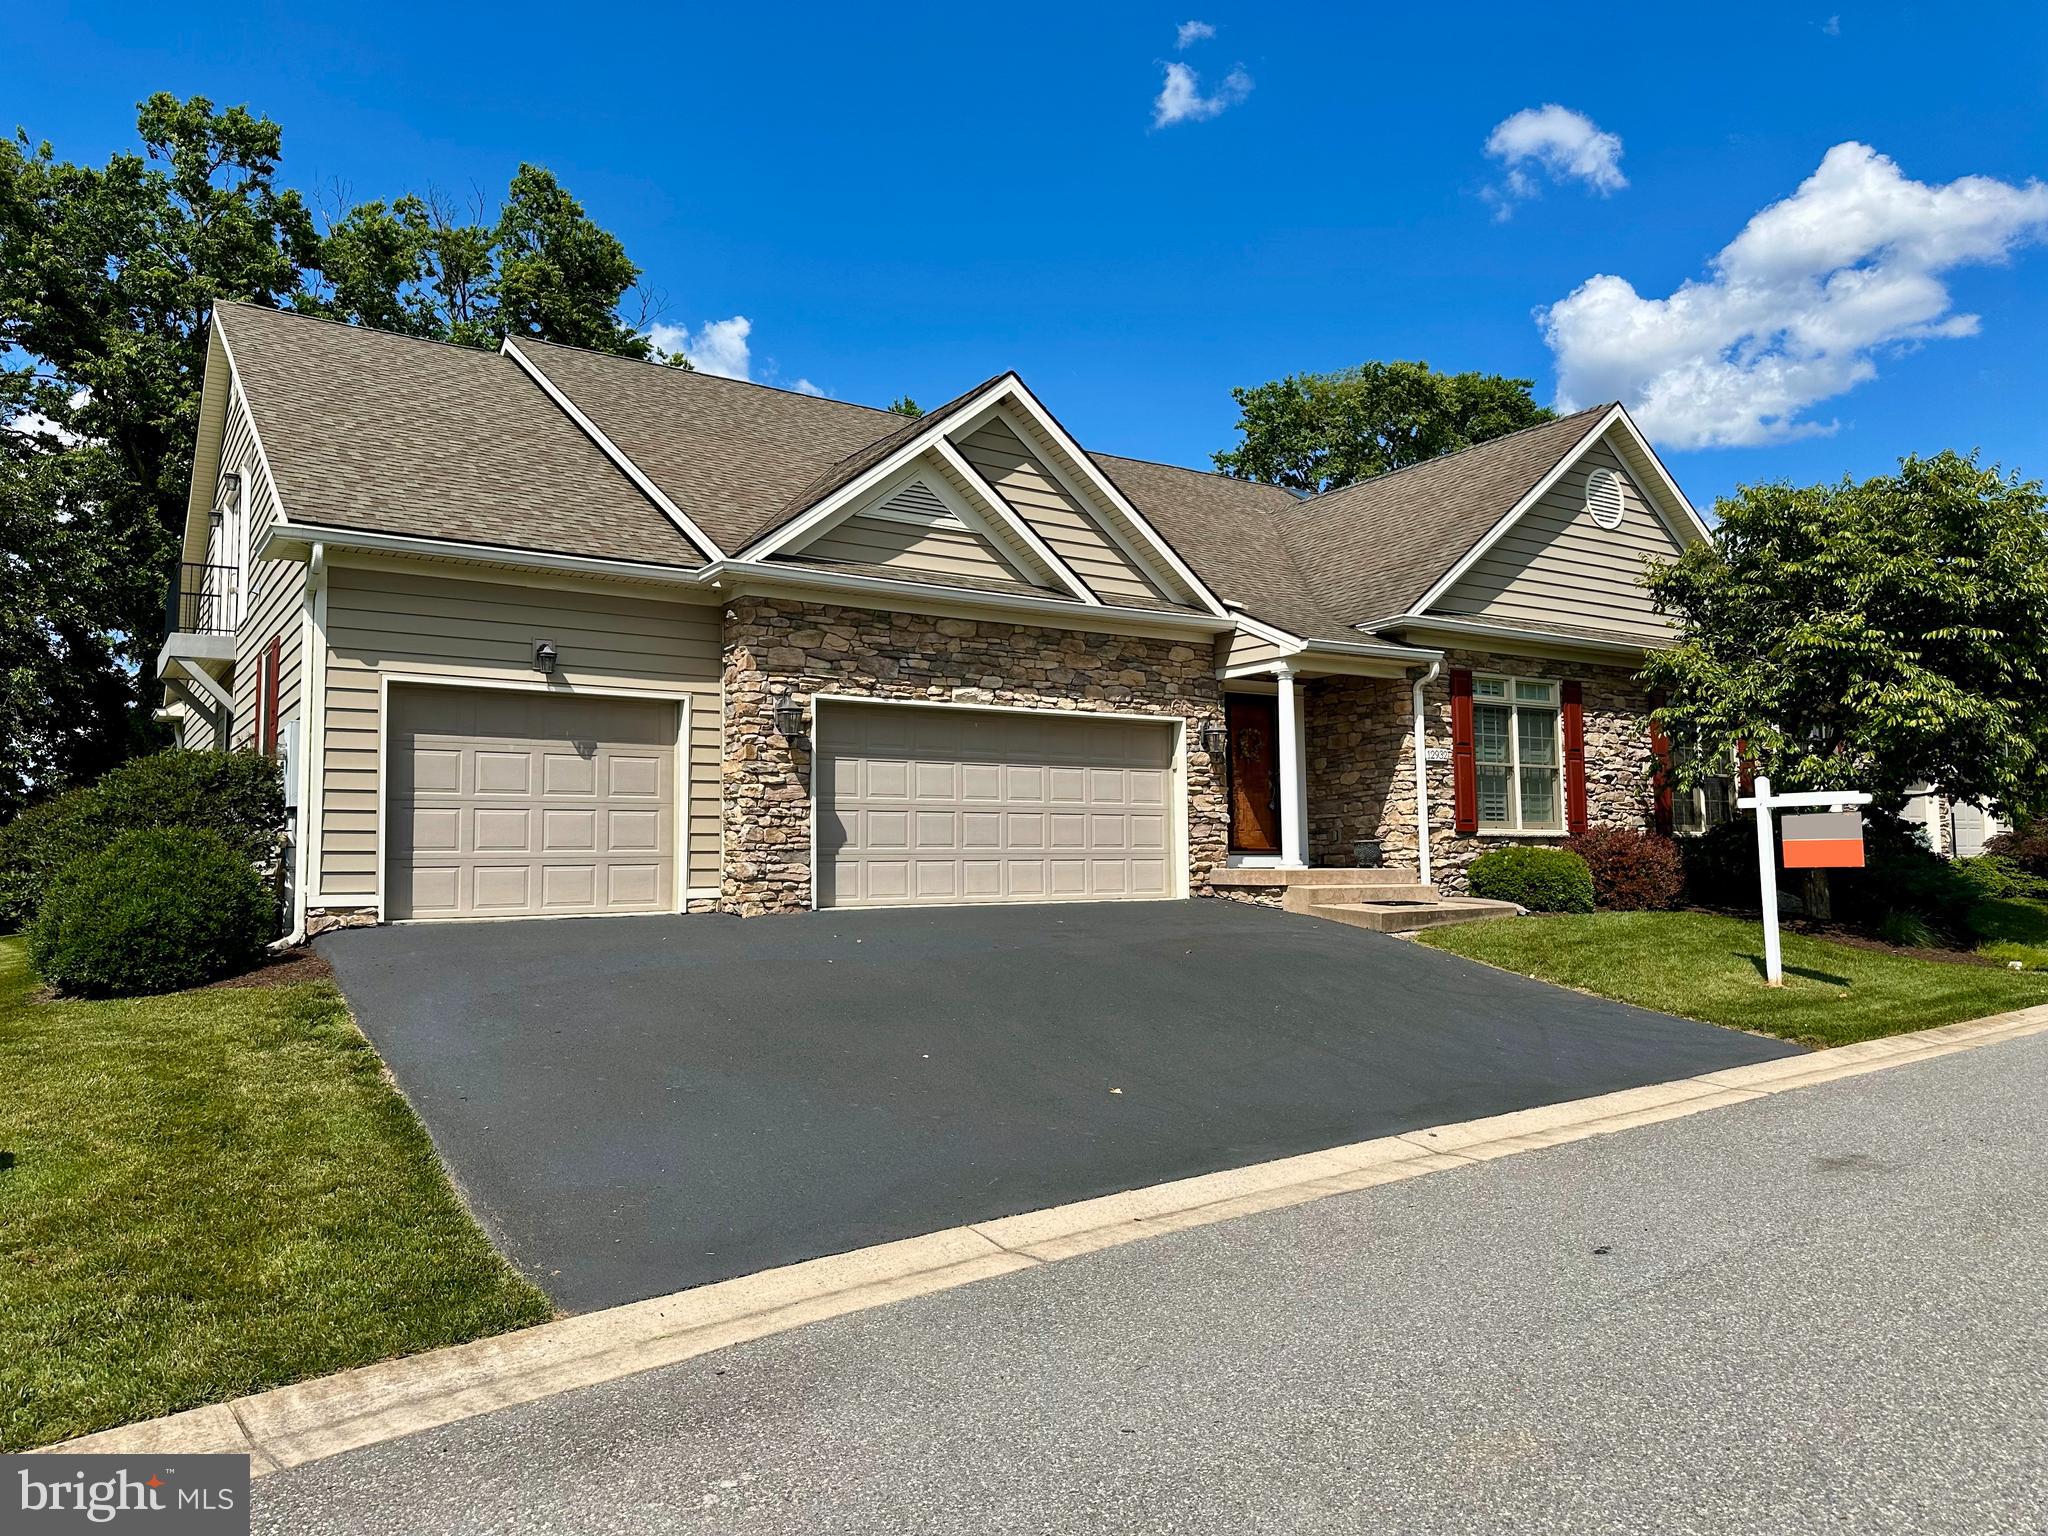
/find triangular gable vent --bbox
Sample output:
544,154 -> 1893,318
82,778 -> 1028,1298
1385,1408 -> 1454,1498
870,478 -> 961,526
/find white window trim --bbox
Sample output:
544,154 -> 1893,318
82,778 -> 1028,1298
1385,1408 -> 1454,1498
1472,673 -> 1564,834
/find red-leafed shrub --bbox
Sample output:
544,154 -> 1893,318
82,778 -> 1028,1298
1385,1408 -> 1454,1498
1564,827 -> 1685,911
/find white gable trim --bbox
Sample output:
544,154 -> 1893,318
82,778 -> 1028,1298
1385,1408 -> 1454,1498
929,437 -> 1099,604
957,392 -> 1229,618
1226,608 -> 1306,652
501,338 -> 726,562
1411,406 -> 1708,619
738,376 -> 1023,563
779,452 -> 1073,596
212,317 -> 295,533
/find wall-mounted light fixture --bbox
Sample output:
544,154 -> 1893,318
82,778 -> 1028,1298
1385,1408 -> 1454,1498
773,698 -> 805,739
1200,724 -> 1229,758
532,640 -> 558,675
211,471 -> 242,527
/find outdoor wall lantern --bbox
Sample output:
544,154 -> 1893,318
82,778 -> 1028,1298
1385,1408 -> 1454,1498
1199,724 -> 1229,758
211,471 -> 241,526
773,698 -> 806,739
532,639 -> 558,675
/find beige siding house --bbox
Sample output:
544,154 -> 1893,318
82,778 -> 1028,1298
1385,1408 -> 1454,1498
159,302 -> 1716,936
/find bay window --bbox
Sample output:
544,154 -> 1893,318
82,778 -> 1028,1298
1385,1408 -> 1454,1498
1473,676 -> 1563,832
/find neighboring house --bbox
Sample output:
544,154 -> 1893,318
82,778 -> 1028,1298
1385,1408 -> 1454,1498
157,303 -> 1713,934
1901,785 -> 2008,859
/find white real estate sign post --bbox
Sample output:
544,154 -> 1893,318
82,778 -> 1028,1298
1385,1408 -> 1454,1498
1736,774 -> 1875,986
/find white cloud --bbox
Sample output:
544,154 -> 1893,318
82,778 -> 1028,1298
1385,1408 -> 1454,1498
1175,19 -> 1216,49
1540,142 -> 2048,449
1483,104 -> 1626,218
1153,61 -> 1252,127
4,387 -> 88,446
1823,14 -> 1841,34
647,315 -> 752,379
791,378 -> 825,398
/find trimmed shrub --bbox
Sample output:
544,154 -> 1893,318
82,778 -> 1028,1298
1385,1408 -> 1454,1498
1985,819 -> 2048,880
1564,827 -> 1685,911
1467,846 -> 1595,914
29,828 -> 275,997
1679,818 -> 1761,909
0,750 -> 284,934
0,788 -> 106,933
93,750 -> 285,864
1955,853 -> 2048,903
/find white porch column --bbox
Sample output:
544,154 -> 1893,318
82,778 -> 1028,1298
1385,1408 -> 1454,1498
1274,663 -> 1309,868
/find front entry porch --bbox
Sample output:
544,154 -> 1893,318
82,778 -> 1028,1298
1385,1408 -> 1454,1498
1214,660 -> 1515,933
1208,865 -> 1518,933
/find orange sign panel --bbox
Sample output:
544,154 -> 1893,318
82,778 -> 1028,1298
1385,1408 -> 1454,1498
1782,811 -> 1865,869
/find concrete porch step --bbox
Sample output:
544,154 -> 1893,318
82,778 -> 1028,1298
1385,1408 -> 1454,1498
1308,897 -> 1523,934
1282,883 -> 1439,912
1210,866 -> 1423,890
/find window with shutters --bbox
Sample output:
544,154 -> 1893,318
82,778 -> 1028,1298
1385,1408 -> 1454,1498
1472,676 -> 1563,832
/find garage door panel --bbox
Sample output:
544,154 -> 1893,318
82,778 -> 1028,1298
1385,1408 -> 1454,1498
819,704 -> 1177,908
474,807 -> 532,851
606,808 -> 660,852
474,865 -> 533,910
387,686 -> 676,920
544,808 -> 598,851
542,752 -> 597,796
607,754 -> 662,797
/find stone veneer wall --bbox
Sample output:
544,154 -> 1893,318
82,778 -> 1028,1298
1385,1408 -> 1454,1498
722,597 -> 1229,915
1302,648 -> 1656,893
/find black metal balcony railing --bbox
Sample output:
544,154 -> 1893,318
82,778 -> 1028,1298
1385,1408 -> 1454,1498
165,562 -> 240,637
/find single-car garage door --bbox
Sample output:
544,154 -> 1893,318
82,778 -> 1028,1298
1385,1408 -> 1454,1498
818,704 -> 1177,908
389,686 -> 677,919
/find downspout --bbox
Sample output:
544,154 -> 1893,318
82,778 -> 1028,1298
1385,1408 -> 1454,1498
1410,661 -> 1442,885
283,541 -> 326,946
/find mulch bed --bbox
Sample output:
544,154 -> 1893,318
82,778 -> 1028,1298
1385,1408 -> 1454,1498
203,946 -> 335,990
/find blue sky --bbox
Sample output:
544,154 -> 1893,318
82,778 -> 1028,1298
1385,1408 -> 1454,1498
17,1 -> 2048,512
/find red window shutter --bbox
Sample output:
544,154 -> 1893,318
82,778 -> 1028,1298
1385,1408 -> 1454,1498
1450,668 -> 1477,835
1562,681 -> 1589,834
1648,707 -> 1674,836
261,635 -> 282,757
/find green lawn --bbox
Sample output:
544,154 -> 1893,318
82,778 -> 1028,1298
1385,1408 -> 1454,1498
1418,911 -> 2048,1049
1969,896 -> 2048,972
0,937 -> 550,1450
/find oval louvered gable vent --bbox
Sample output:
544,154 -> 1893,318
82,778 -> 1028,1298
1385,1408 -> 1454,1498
1584,467 -> 1626,531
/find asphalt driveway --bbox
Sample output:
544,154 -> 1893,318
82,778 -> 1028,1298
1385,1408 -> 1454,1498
319,901 -> 1798,1312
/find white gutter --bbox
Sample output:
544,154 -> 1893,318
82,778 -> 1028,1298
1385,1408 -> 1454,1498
257,522 -> 710,590
1361,613 -> 1667,659
701,560 -> 1235,636
1411,660 -> 1442,886
282,541 -> 326,948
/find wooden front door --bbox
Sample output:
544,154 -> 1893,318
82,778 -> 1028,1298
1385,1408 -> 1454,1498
1227,694 -> 1281,852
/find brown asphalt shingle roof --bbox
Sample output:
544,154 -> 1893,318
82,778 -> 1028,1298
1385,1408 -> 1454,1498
214,303 -> 703,570
216,306 -> 1631,637
508,339 -> 976,555
1277,406 -> 1612,627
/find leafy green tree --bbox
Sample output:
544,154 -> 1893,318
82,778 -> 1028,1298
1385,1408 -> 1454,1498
0,94 -> 316,816
887,396 -> 923,418
1213,361 -> 1553,494
1641,452 -> 2048,912
303,170 -> 648,356
0,98 -> 658,816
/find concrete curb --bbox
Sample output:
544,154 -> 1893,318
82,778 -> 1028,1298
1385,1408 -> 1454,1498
42,1002 -> 2048,1473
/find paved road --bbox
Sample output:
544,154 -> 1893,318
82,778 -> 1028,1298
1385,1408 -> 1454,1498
319,902 -> 1792,1309
255,1029 -> 2048,1534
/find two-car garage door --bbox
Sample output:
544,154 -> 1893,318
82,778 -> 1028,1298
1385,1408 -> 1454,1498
388,686 -> 676,919
818,704 -> 1177,908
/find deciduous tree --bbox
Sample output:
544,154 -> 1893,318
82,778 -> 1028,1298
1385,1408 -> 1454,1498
1213,361 -> 1553,494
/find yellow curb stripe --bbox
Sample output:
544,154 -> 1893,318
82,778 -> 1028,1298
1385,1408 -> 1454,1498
40,1001 -> 2048,1473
